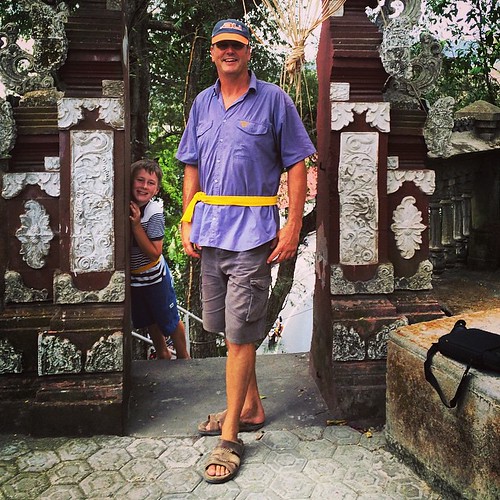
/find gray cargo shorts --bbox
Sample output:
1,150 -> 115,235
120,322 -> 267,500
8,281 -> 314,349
200,243 -> 272,345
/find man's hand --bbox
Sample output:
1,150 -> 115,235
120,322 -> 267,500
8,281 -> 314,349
181,221 -> 201,259
267,221 -> 301,264
267,160 -> 307,265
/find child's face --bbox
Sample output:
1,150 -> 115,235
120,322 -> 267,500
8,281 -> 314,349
132,168 -> 159,206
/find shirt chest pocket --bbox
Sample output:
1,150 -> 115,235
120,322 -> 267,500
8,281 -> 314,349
234,121 -> 270,159
235,121 -> 268,136
196,121 -> 213,149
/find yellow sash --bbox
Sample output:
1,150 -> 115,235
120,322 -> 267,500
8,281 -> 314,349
131,256 -> 161,275
181,192 -> 278,223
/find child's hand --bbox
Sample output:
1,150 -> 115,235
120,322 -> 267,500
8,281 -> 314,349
129,201 -> 141,226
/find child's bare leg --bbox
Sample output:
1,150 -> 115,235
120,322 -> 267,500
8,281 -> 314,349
148,323 -> 171,359
170,320 -> 191,359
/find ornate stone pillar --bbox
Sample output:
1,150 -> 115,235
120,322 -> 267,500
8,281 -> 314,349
429,199 -> 445,274
0,0 -> 130,436
312,0 -> 443,426
440,193 -> 456,268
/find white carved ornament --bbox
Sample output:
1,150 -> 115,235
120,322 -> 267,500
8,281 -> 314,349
2,172 -> 60,199
70,130 -> 115,273
58,97 -> 125,130
330,82 -> 350,101
15,200 -> 54,269
390,196 -> 426,259
387,169 -> 435,195
331,102 -> 390,132
339,132 -> 379,265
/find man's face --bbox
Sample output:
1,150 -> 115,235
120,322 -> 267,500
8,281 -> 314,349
210,41 -> 251,77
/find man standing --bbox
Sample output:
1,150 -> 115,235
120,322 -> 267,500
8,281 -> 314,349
177,19 -> 315,483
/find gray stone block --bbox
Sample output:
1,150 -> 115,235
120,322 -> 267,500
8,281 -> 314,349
386,309 -> 500,499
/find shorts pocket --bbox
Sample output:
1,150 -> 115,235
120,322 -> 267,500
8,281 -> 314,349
246,276 -> 272,323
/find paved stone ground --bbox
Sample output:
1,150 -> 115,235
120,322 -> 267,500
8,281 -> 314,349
7,266 -> 497,499
0,353 -> 444,499
0,426 -> 442,499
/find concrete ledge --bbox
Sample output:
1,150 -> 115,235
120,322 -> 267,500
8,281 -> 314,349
386,309 -> 500,499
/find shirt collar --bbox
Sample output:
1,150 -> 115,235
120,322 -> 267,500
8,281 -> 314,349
213,71 -> 257,96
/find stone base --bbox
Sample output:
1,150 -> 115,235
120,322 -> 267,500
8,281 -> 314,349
311,294 -> 405,428
386,310 -> 500,499
0,373 -> 127,437
0,304 -> 129,437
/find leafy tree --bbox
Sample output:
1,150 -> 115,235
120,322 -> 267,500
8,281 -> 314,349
425,0 -> 500,107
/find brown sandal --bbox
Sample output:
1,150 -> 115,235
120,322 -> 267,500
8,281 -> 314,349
204,438 -> 244,484
198,410 -> 265,436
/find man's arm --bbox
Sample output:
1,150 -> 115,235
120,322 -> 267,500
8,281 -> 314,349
181,164 -> 202,259
267,160 -> 307,264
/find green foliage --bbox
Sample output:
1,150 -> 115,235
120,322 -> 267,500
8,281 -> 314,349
147,0 -> 284,149
425,0 -> 500,107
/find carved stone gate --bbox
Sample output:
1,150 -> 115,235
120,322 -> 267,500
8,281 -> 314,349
311,0 -> 444,426
0,0 -> 130,435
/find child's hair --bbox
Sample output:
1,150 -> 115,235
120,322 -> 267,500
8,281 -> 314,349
131,158 -> 163,184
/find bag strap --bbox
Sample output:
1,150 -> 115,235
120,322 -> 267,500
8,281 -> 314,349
424,342 -> 471,408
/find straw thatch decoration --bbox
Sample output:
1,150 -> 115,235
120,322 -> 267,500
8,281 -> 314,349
253,0 -> 345,104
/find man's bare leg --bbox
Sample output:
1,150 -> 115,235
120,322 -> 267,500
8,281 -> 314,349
240,367 -> 265,425
205,340 -> 254,479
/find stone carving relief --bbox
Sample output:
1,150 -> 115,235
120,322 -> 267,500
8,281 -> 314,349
367,0 -> 442,109
44,156 -> 60,171
0,338 -> 23,374
331,263 -> 394,295
387,169 -> 435,195
71,130 -> 115,273
2,172 -> 60,199
387,156 -> 399,170
383,28 -> 442,108
331,102 -> 390,132
58,97 -> 125,130
102,80 -> 124,97
0,1 -> 68,96
330,82 -> 350,101
339,132 -> 379,266
367,318 -> 408,359
424,96 -> 455,157
4,270 -> 49,303
390,196 -> 426,259
38,333 -> 82,376
366,0 -> 421,29
394,259 -> 433,290
85,332 -> 123,372
54,271 -> 125,304
15,200 -> 54,269
0,98 -> 16,157
332,323 -> 364,361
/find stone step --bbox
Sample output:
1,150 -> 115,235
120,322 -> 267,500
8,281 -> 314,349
128,353 -> 330,438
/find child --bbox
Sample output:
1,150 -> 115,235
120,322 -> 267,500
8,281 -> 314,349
130,159 -> 190,360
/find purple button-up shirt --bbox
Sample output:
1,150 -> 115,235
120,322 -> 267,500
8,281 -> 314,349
176,71 -> 315,252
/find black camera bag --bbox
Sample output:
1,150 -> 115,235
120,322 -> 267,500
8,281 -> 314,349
424,319 -> 500,408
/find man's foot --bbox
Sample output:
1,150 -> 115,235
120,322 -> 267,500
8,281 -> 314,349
198,410 -> 265,436
204,438 -> 244,484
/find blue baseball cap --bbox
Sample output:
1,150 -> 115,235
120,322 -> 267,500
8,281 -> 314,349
211,19 -> 250,45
